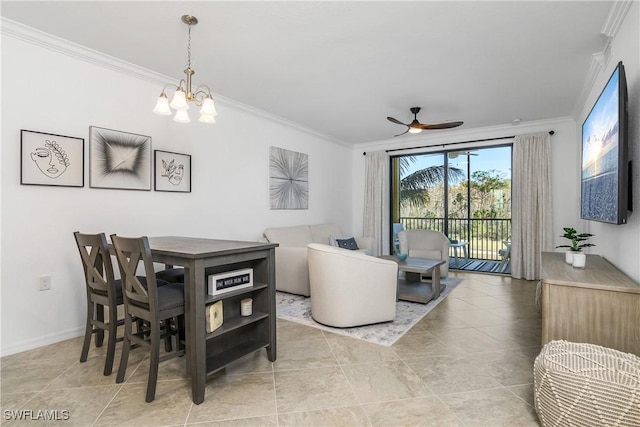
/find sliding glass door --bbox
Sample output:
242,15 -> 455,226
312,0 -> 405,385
391,145 -> 512,263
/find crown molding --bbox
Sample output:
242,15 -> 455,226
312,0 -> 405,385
0,17 -> 348,147
601,1 -> 633,38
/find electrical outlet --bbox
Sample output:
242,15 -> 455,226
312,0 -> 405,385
39,275 -> 52,291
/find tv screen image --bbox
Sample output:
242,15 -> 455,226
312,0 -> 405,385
581,61 -> 629,224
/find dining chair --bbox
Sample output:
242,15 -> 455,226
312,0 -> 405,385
110,234 -> 185,402
74,231 -> 123,376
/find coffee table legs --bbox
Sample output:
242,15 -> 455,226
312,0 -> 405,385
432,265 -> 441,299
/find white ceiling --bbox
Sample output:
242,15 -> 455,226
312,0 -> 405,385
1,1 -> 614,144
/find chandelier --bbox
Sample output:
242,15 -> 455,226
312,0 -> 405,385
153,15 -> 218,123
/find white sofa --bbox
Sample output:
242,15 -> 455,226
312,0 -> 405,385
398,229 -> 450,277
307,243 -> 398,327
262,224 -> 372,296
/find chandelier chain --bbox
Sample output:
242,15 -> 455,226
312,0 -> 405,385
187,23 -> 192,69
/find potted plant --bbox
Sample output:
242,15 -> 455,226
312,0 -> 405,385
556,227 -> 595,267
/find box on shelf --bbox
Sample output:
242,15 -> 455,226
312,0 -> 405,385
208,268 -> 253,296
206,300 -> 223,333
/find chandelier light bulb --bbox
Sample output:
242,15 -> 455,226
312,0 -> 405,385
153,93 -> 172,115
199,113 -> 216,123
173,108 -> 191,123
169,90 -> 189,110
200,97 -> 218,116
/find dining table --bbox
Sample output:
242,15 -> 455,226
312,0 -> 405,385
113,236 -> 278,404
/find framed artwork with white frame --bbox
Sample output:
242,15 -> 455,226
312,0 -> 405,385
154,150 -> 191,193
89,126 -> 152,190
20,129 -> 84,187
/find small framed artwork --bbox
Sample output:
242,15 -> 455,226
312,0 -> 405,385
154,150 -> 191,193
20,129 -> 84,187
89,126 -> 152,190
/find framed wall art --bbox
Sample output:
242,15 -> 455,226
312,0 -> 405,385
269,146 -> 308,209
154,150 -> 191,193
89,126 -> 151,190
20,129 -> 84,187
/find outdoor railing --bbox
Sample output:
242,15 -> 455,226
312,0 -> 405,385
398,217 -> 511,261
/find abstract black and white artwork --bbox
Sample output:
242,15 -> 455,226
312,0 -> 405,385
89,126 -> 151,190
20,129 -> 84,187
154,150 -> 191,193
269,146 -> 308,209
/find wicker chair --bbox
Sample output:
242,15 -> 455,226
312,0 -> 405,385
534,340 -> 640,426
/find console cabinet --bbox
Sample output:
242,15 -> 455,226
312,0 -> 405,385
540,252 -> 640,356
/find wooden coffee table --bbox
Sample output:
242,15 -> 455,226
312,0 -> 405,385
381,256 -> 446,304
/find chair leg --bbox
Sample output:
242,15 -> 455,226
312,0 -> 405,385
95,303 -> 105,347
163,319 -> 173,352
116,314 -> 133,384
80,301 -> 94,363
103,304 -> 118,376
146,323 -> 161,402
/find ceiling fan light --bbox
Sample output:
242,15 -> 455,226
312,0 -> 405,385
170,89 -> 189,110
408,127 -> 422,134
153,93 -> 172,115
173,108 -> 191,123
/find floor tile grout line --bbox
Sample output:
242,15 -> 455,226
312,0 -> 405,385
90,382 -> 126,427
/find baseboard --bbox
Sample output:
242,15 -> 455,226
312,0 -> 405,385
0,326 -> 84,358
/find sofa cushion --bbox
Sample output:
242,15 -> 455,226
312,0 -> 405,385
310,223 -> 342,244
264,225 -> 313,247
335,237 -> 359,250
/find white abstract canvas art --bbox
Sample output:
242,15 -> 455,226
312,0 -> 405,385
269,146 -> 308,210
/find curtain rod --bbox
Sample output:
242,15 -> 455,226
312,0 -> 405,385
362,130 -> 554,155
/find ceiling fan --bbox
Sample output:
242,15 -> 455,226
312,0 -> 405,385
387,107 -> 463,137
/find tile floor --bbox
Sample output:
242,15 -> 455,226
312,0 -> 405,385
1,272 -> 542,426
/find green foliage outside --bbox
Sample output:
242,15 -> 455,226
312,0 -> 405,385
397,156 -> 512,260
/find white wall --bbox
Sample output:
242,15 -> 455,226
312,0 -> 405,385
0,22 -> 353,356
576,2 -> 640,281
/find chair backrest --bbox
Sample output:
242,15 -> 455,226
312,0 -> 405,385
110,234 -> 159,313
74,231 -> 116,299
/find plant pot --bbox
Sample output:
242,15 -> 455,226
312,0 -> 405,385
565,251 -> 574,264
572,252 -> 586,269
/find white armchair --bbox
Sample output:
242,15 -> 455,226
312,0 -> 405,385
398,229 -> 450,277
307,243 -> 398,328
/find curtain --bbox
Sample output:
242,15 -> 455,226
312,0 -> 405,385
363,151 -> 390,256
511,132 -> 552,280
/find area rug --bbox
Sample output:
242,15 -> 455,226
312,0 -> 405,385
276,277 -> 461,347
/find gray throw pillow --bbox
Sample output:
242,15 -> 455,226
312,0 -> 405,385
335,237 -> 359,250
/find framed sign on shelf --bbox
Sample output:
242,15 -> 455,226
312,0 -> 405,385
154,150 -> 191,193
89,126 -> 152,190
20,129 -> 84,187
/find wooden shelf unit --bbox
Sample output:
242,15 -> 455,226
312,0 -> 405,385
203,259 -> 275,374
540,252 -> 640,356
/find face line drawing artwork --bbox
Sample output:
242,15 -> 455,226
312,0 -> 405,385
30,139 -> 69,179
161,159 -> 185,186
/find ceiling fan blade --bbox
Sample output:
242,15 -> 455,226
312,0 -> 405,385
387,116 -> 408,126
394,128 -> 410,137
418,121 -> 464,130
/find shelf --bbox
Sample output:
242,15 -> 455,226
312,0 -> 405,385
206,338 -> 270,374
206,311 -> 269,339
205,282 -> 268,304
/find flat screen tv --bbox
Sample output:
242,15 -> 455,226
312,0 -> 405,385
581,61 -> 630,224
